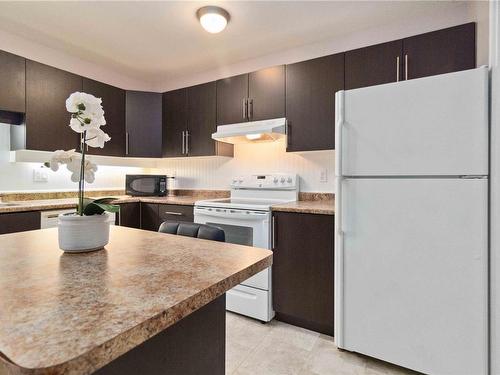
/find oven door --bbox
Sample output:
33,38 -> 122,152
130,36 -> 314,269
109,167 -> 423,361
194,206 -> 270,290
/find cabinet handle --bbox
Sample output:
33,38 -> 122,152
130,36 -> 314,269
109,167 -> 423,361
165,211 -> 183,216
272,215 -> 277,249
125,132 -> 129,155
286,120 -> 291,149
248,99 -> 253,120
181,131 -> 185,154
396,56 -> 400,82
405,54 -> 408,80
185,130 -> 190,155
242,98 -> 247,120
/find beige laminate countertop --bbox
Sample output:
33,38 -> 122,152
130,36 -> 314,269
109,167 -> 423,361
271,200 -> 335,215
0,195 -> 334,215
0,195 -> 201,214
0,226 -> 272,375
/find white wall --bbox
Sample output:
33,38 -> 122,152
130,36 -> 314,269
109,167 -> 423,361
157,1 -> 489,92
156,141 -> 334,193
490,1 -> 499,374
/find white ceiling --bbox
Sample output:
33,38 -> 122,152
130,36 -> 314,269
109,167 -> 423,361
0,1 -> 468,86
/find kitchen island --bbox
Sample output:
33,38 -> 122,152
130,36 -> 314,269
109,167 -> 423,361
0,226 -> 272,375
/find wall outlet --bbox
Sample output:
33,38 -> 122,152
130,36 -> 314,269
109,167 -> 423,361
33,168 -> 48,183
320,168 -> 328,183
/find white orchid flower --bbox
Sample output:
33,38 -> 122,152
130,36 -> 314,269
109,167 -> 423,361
66,155 -> 98,184
85,127 -> 111,148
66,92 -> 107,133
49,149 -> 78,171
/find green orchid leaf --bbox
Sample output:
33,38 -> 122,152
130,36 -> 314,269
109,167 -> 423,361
81,197 -> 119,216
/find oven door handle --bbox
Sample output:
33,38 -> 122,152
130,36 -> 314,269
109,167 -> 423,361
194,208 -> 268,220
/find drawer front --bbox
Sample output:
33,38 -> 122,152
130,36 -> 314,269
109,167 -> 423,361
158,204 -> 194,224
0,211 -> 41,234
226,284 -> 273,322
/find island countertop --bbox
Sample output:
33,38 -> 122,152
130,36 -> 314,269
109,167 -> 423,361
0,226 -> 272,375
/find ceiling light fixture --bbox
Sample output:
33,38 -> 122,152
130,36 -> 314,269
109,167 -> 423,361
196,6 -> 230,34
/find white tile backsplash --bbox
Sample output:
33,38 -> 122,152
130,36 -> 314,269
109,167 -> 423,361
156,140 -> 335,193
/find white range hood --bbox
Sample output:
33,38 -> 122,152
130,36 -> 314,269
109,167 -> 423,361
212,117 -> 287,144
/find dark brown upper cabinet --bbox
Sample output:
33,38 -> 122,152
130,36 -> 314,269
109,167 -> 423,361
216,74 -> 248,125
163,88 -> 187,157
25,61 -> 82,151
248,65 -> 285,121
0,50 -> 25,124
216,66 -> 285,125
402,23 -> 476,80
163,84 -> 233,158
82,78 -> 126,157
345,40 -> 403,90
125,91 -> 162,158
286,53 -> 344,152
187,82 -> 218,157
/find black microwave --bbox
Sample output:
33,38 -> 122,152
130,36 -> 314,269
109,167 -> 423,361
126,175 -> 167,196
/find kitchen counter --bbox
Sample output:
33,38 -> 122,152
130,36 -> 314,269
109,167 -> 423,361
0,195 -> 203,214
0,195 -> 335,216
271,200 -> 335,215
0,226 -> 272,374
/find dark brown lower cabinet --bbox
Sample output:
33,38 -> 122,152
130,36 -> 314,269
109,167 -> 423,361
94,295 -> 225,375
158,204 -> 194,225
0,211 -> 41,235
140,203 -> 159,231
138,203 -> 194,232
272,211 -> 334,336
116,203 -> 141,229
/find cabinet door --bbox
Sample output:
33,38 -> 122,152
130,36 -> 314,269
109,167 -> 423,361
117,203 -> 141,228
248,65 -> 285,121
125,91 -> 162,157
345,40 -> 403,90
403,23 -> 475,80
286,54 -> 344,152
187,82 -> 216,157
158,204 -> 194,225
0,50 -> 25,114
26,61 -> 82,151
140,203 -> 159,231
273,212 -> 334,335
0,211 -> 40,234
216,74 -> 248,125
82,78 -> 126,157
162,88 -> 187,157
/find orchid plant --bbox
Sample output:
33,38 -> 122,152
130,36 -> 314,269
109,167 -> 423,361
46,92 -> 119,216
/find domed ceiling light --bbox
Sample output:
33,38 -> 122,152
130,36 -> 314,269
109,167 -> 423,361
196,6 -> 230,34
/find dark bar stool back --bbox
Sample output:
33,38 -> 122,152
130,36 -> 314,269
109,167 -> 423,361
158,221 -> 225,242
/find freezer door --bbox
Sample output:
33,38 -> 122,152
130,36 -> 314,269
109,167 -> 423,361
338,67 -> 489,176
336,178 -> 488,375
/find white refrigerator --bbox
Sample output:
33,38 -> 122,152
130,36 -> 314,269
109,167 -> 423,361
334,67 -> 489,375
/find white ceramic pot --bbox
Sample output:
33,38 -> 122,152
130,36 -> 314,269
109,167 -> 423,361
58,213 -> 110,253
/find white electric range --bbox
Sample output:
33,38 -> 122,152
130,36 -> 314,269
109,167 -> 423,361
194,173 -> 298,321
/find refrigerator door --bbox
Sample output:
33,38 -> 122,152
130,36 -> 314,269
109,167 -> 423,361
337,67 -> 489,177
335,177 -> 488,375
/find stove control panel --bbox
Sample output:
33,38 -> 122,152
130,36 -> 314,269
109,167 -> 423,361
231,174 -> 297,190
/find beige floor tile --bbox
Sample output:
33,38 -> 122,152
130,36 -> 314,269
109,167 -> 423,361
226,313 -> 420,375
300,335 -> 366,375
